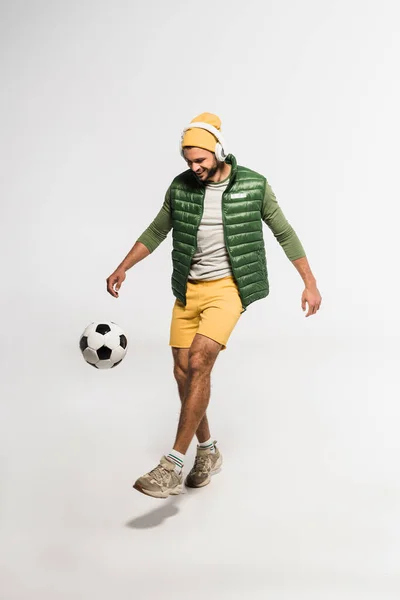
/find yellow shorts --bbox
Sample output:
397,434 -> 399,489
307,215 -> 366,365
169,275 -> 243,351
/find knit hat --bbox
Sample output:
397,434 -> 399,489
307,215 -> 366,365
181,112 -> 222,154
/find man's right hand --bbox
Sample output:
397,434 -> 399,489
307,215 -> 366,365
106,268 -> 126,298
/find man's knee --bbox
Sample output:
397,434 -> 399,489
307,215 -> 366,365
172,347 -> 189,382
173,363 -> 187,383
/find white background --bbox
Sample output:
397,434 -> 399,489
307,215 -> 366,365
1,1 -> 399,598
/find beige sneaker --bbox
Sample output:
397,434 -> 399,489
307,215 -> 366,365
133,456 -> 184,499
185,441 -> 223,488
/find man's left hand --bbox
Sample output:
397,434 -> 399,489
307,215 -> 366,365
301,286 -> 322,317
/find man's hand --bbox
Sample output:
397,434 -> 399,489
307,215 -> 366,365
106,268 -> 126,298
301,285 -> 322,317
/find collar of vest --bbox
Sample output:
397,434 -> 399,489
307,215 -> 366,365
224,154 -> 237,184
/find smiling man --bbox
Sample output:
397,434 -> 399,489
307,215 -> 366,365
185,145 -> 231,183
106,112 -> 322,499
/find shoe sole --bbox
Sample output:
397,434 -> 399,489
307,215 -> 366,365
133,481 -> 184,499
185,455 -> 223,488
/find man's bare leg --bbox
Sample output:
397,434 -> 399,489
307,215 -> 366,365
172,347 -> 211,443
171,333 -> 222,455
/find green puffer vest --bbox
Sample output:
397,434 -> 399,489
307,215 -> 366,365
170,154 -> 269,313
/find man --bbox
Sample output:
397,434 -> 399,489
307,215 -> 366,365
106,112 -> 322,499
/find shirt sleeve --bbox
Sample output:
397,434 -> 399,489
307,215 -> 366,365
261,179 -> 306,261
135,186 -> 173,253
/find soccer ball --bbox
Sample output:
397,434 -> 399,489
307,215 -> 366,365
79,321 -> 128,369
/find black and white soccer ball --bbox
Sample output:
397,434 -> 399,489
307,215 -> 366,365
79,322 -> 128,369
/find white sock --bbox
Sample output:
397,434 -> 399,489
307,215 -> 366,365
166,449 -> 185,473
198,437 -> 216,453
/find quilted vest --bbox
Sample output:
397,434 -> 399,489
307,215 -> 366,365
170,154 -> 269,312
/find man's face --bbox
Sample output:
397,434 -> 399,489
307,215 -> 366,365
183,147 -> 219,182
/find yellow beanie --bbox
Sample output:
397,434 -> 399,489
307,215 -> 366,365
181,112 -> 222,153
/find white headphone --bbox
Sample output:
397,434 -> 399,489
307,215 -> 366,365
180,121 -> 229,162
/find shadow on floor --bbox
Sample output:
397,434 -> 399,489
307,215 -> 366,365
125,486 -> 205,529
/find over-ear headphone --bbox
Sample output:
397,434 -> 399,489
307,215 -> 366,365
179,121 -> 229,162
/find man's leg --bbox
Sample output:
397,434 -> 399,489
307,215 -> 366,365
171,333 -> 222,455
172,346 -> 211,443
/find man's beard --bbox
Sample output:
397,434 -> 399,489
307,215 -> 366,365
202,159 -> 219,182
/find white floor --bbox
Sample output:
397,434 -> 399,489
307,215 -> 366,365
1,333 -> 399,599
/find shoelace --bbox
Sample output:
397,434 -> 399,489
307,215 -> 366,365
193,454 -> 211,474
148,464 -> 171,485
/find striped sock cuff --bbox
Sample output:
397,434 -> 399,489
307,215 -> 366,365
198,438 -> 215,451
199,442 -> 214,450
167,453 -> 184,469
